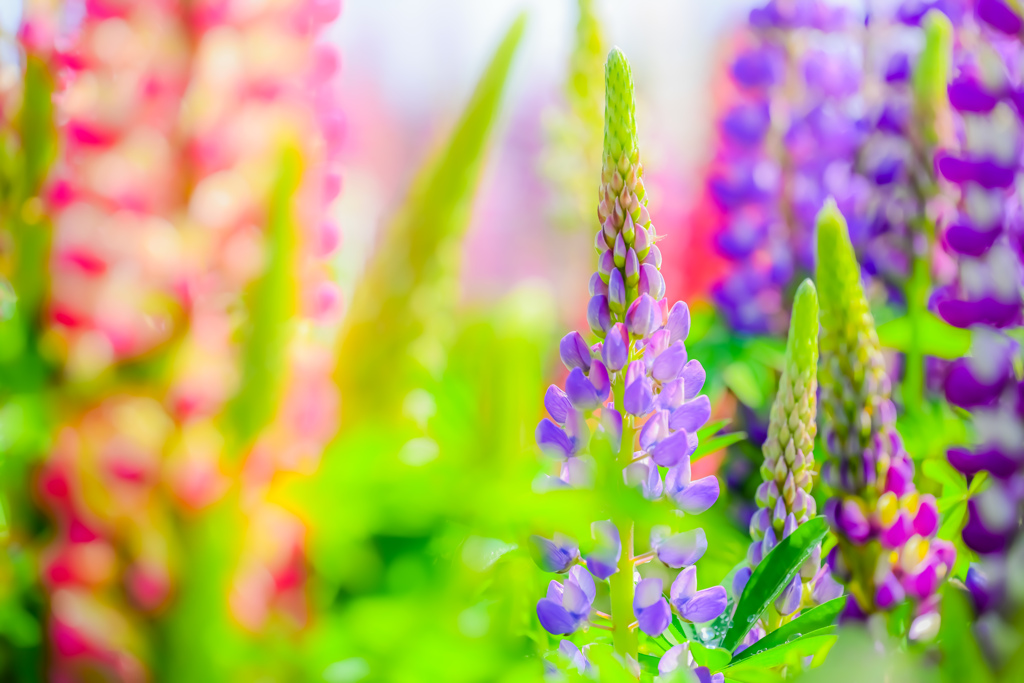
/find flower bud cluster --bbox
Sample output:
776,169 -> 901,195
816,201 -> 954,634
708,0 -> 869,335
733,280 -> 842,651
587,50 -> 665,338
28,1 -> 344,678
935,1 -> 1024,666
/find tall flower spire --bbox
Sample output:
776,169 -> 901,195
734,279 -> 842,649
533,48 -> 726,680
816,199 -> 953,635
590,48 -> 664,337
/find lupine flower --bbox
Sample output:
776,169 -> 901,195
531,48 -> 726,676
935,0 -> 1024,667
708,0 -> 868,335
733,279 -> 842,651
816,200 -> 954,636
27,0 -> 344,677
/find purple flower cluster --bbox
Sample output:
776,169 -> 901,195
936,0 -> 1024,666
816,202 -> 955,636
709,0 -> 868,335
531,48 -> 728,675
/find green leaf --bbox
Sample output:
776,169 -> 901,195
690,642 -> 732,673
697,419 -> 731,439
719,517 -> 830,653
335,14 -> 526,418
637,652 -> 660,674
723,362 -> 765,409
224,148 -> 301,454
938,583 -> 994,683
725,632 -> 836,674
922,459 -> 968,495
728,596 -> 845,666
877,313 -> 970,360
692,432 -> 747,462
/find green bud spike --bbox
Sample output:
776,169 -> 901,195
759,279 -> 818,534
788,279 -> 819,375
603,47 -> 638,164
913,9 -> 952,145
815,198 -> 867,334
815,198 -> 892,482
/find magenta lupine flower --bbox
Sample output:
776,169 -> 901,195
817,201 -> 954,637
532,48 -> 726,673
935,0 -> 1024,666
709,0 -> 868,335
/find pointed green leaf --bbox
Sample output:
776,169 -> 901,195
720,517 -> 830,653
224,147 -> 301,453
922,459 -> 968,495
725,632 -> 837,674
729,597 -> 845,666
336,14 -> 526,417
877,313 -> 970,359
938,583 -> 995,683
692,431 -> 747,462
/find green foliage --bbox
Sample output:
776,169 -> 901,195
729,597 -> 845,667
224,148 -> 302,453
720,517 -> 830,653
335,14 -> 527,420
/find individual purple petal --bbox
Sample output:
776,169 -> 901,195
639,410 -> 667,450
529,534 -> 579,573
636,595 -> 672,636
965,565 -> 996,614
666,301 -> 691,344
567,565 -> 596,604
565,367 -> 602,411
670,565 -> 697,604
652,341 -> 688,382
669,395 -> 712,433
643,461 -> 664,499
559,331 -> 592,372
680,360 -> 706,399
587,295 -> 611,335
624,360 -> 646,387
600,408 -> 622,450
881,512 -> 913,549
977,0 -> 1023,34
947,446 -> 1018,478
560,455 -> 594,488
674,476 -> 721,514
558,640 -> 590,674
679,585 -> 728,623
641,264 -> 666,300
589,360 -> 611,402
602,323 -> 629,371
659,643 -> 689,676
626,294 -> 659,337
665,460 -> 692,494
537,598 -> 578,635
609,267 -> 626,312
651,429 -> 691,467
775,575 -> 802,616
657,378 -> 685,411
837,499 -> 871,543
589,271 -> 608,297
625,248 -> 640,287
914,495 -> 939,537
875,571 -> 905,610
536,418 -> 574,459
733,566 -> 752,596
655,528 -> 708,567
544,385 -> 571,424
624,377 -> 654,417
586,521 -> 621,579
811,567 -> 844,603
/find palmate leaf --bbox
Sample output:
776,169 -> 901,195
335,14 -> 527,420
728,596 -> 845,666
719,517 -> 830,653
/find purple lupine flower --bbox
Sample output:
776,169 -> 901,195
532,48 -> 728,669
536,566 -> 597,635
817,201 -> 955,634
708,0 -> 868,335
936,2 -> 1024,665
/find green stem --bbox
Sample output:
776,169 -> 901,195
903,220 -> 934,416
609,375 -> 638,659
